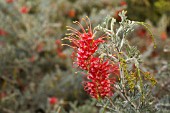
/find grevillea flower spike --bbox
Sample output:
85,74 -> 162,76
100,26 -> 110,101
84,57 -> 116,99
62,17 -> 119,100
62,17 -> 105,70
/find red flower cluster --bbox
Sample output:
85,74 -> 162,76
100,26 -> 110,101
64,17 -> 118,99
76,34 -> 104,70
66,18 -> 104,70
84,57 -> 116,98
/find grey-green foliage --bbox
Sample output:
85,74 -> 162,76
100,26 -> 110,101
156,95 -> 170,113
95,11 -> 140,59
69,100 -> 97,113
94,11 -> 157,113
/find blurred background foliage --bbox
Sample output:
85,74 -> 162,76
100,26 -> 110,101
0,0 -> 169,113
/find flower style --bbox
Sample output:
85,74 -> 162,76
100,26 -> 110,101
84,57 -> 117,99
64,17 -> 105,70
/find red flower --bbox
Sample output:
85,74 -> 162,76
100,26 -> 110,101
6,0 -> 14,3
20,6 -> 29,14
49,97 -> 58,105
84,57 -> 118,99
0,28 -> 7,36
114,10 -> 122,21
55,39 -> 61,45
68,9 -> 76,18
64,17 -> 119,99
65,17 -> 105,70
137,28 -> 146,37
120,1 -> 127,6
160,32 -> 167,41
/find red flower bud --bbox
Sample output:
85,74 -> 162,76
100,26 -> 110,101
160,32 -> 167,41
120,1 -> 127,6
20,6 -> 29,14
49,97 -> 58,105
137,28 -> 146,37
68,9 -> 76,18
